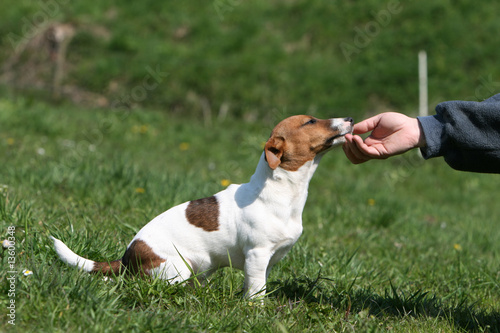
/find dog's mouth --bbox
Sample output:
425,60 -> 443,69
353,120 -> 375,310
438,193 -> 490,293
327,127 -> 353,144
328,133 -> 347,141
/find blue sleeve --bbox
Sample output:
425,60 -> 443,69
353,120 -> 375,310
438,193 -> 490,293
417,93 -> 500,173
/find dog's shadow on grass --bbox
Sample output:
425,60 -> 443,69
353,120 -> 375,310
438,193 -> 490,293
268,276 -> 500,332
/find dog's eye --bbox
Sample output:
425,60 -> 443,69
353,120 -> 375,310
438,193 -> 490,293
304,118 -> 317,125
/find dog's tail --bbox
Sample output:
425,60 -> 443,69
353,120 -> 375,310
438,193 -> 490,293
50,236 -> 122,275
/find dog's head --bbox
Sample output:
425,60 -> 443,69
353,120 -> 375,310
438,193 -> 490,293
265,115 -> 353,171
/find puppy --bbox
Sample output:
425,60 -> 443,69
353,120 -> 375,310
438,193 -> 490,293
51,115 -> 353,298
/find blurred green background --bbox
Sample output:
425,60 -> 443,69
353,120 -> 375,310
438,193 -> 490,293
1,0 -> 499,120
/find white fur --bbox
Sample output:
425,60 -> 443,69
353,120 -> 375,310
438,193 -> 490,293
134,153 -> 315,295
50,236 -> 95,272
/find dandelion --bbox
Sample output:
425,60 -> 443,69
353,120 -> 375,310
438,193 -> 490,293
2,239 -> 12,248
135,187 -> 145,194
37,148 -> 46,155
7,138 -> 15,145
179,142 -> 190,151
367,198 -> 375,206
220,179 -> 231,187
453,243 -> 462,251
22,269 -> 33,276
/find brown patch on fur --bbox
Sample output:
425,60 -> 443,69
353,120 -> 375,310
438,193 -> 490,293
265,115 -> 342,171
93,260 -> 123,275
92,239 -> 165,276
122,239 -> 166,275
186,196 -> 220,231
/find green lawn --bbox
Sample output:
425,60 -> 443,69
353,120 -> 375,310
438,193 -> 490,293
0,99 -> 499,332
1,0 -> 500,331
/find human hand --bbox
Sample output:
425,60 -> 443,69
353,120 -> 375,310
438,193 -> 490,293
343,112 -> 426,164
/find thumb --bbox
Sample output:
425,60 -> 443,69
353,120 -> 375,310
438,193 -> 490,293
352,114 -> 383,135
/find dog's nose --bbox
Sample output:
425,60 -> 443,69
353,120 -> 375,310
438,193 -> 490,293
344,117 -> 354,123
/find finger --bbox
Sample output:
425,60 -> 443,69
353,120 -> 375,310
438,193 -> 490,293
343,136 -> 372,164
344,133 -> 354,143
351,135 -> 386,159
342,136 -> 362,163
343,141 -> 366,164
352,114 -> 383,135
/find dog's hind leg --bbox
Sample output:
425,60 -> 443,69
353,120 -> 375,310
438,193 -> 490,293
150,258 -> 194,284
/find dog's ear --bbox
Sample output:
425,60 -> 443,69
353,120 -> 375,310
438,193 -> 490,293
264,136 -> 284,170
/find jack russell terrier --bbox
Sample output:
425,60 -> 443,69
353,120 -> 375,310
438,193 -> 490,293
51,115 -> 353,298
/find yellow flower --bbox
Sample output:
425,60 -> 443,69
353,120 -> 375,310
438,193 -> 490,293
453,243 -> 462,251
367,198 -> 375,206
220,179 -> 231,187
7,138 -> 14,145
179,142 -> 190,151
135,187 -> 145,194
132,125 -> 149,134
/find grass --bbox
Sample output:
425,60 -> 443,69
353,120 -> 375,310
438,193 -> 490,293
1,1 -> 500,331
0,98 -> 499,332
1,1 -> 500,117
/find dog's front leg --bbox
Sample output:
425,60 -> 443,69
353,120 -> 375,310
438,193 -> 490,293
243,248 -> 271,299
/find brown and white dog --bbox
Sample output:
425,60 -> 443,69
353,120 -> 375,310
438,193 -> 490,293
51,115 -> 353,298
